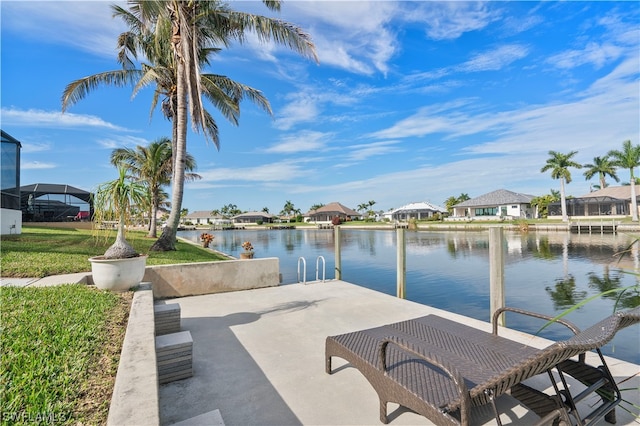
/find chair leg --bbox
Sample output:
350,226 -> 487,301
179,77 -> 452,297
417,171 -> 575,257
379,398 -> 388,424
604,409 -> 616,424
485,389 -> 503,426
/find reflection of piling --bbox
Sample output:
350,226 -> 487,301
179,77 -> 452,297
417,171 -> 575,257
489,226 -> 505,326
334,226 -> 342,280
397,229 -> 406,299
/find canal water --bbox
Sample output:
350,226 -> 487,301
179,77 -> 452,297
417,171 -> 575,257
179,228 -> 640,364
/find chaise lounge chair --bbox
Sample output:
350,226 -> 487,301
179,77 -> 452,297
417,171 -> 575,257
325,306 -> 640,426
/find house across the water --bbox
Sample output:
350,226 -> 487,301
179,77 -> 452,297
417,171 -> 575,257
548,186 -> 636,219
447,189 -> 535,221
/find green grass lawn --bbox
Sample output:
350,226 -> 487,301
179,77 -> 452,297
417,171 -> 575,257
0,285 -> 131,425
1,226 -> 228,278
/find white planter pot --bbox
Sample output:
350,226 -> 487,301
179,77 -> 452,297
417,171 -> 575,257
89,255 -> 148,292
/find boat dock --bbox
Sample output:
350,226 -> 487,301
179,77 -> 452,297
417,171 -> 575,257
570,220 -> 620,234
158,281 -> 640,425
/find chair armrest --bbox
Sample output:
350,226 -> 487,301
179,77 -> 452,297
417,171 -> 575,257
378,337 -> 472,421
492,306 -> 581,336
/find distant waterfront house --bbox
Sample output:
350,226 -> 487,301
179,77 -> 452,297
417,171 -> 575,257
233,211 -> 275,224
548,186 -> 634,219
306,202 -> 359,223
385,201 -> 447,222
448,189 -> 535,221
182,210 -> 220,225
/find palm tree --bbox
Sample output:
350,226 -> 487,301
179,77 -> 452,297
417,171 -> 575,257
583,156 -> 619,190
135,0 -> 317,251
93,166 -> 148,259
541,150 -> 582,222
110,137 -> 201,238
444,194 -> 470,215
530,190 -> 560,219
62,2 -> 286,250
444,196 -> 458,214
608,140 -> 640,222
281,200 -> 296,221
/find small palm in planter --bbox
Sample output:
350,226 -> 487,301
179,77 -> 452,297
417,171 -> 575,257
90,166 -> 148,291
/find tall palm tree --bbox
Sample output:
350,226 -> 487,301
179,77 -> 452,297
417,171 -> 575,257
583,156 -> 619,190
608,140 -> 640,222
281,200 -> 296,220
110,137 -> 201,237
143,0 -> 317,251
541,150 -> 582,222
62,1 -> 283,249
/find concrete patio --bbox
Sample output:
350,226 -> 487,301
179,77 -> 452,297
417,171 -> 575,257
157,280 -> 640,426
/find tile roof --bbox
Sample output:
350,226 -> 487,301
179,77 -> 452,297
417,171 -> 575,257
308,202 -> 359,216
232,211 -> 275,219
454,189 -> 535,208
578,185 -> 633,200
390,201 -> 447,213
185,210 -> 217,219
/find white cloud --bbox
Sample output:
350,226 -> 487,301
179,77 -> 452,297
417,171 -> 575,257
97,135 -> 149,149
273,94 -> 320,130
19,142 -> 51,154
0,107 -> 130,131
21,161 -> 56,170
369,56 -> 639,161
547,42 -> 624,70
277,1 -> 401,75
1,2 -> 126,58
459,44 -> 529,72
265,131 -> 331,154
197,160 -> 312,184
407,2 -> 501,40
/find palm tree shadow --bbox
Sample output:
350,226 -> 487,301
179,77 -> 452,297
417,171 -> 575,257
159,299 -> 322,425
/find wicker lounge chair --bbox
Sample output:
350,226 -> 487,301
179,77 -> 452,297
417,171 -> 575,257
325,306 -> 640,426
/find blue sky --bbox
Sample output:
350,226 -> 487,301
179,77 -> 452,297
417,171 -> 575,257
2,1 -> 639,215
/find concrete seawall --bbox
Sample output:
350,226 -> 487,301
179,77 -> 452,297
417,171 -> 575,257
142,258 -> 281,299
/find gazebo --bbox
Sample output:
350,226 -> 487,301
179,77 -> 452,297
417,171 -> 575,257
20,183 -> 93,222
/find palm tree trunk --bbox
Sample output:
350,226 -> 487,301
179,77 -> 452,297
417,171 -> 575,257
104,210 -> 137,259
560,178 -> 568,222
151,15 -> 187,251
631,170 -> 638,222
149,201 -> 158,238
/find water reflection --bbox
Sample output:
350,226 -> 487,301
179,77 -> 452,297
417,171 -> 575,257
588,268 -> 640,309
178,228 -> 639,363
545,275 -> 588,310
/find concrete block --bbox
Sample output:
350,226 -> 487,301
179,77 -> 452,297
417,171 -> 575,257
154,303 -> 181,335
156,330 -> 193,384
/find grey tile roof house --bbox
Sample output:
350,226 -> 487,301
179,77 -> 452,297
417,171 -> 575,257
232,211 -> 275,224
449,189 -> 535,220
306,202 -> 359,223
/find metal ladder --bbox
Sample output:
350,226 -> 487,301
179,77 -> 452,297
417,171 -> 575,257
297,256 -> 326,284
